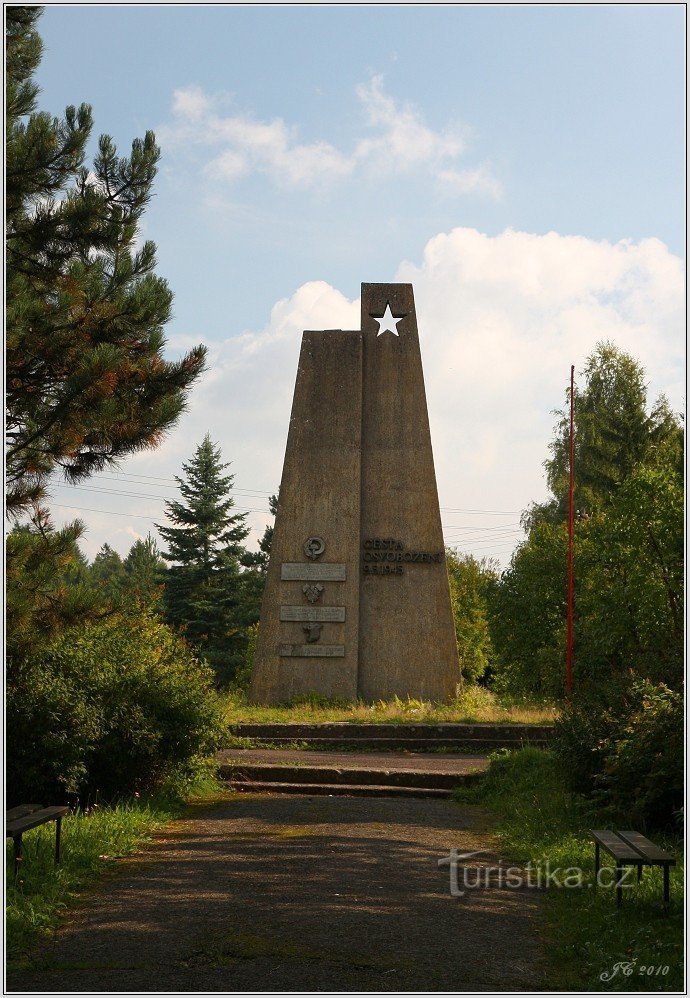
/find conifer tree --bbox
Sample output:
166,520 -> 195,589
123,533 -> 166,607
526,342 -> 679,526
5,7 -> 206,517
89,543 -> 127,601
157,435 -> 257,682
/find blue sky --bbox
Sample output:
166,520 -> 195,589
35,4 -> 685,563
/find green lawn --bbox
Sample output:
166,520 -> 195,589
224,687 -> 556,726
454,748 -> 684,991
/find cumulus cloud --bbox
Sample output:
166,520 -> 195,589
159,75 -> 499,196
53,228 -> 683,564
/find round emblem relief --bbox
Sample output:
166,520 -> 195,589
304,536 -> 326,560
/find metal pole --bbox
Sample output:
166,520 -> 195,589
566,364 -> 575,696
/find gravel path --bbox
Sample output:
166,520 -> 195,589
8,793 -> 544,992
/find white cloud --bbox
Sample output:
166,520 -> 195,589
353,74 -> 465,169
159,75 -> 499,196
52,228 -> 684,566
438,166 -> 503,200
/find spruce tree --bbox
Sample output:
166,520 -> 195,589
5,7 -> 206,517
157,435 -> 256,682
123,533 -> 166,607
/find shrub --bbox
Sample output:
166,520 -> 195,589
553,679 -> 683,829
552,684 -> 624,796
7,613 -> 226,805
595,681 -> 683,829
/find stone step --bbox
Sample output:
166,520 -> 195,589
230,781 -> 452,799
231,721 -> 553,741
235,736 -> 548,751
218,760 -> 484,792
228,722 -> 552,753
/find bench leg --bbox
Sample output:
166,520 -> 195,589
13,834 -> 22,879
637,862 -> 643,882
55,817 -> 62,865
594,843 -> 600,889
616,864 -> 623,907
663,865 -> 670,909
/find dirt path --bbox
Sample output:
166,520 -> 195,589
8,793 -> 544,992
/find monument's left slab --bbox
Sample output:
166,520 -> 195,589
249,330 -> 363,702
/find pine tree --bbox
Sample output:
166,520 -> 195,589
6,510 -> 103,673
5,7 -> 206,517
157,435 -> 256,682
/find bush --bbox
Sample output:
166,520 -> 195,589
552,684 -> 624,796
7,613 -> 226,805
553,680 -> 683,829
595,681 -> 683,829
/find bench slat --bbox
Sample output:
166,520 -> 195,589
591,829 -> 643,863
6,805 -> 44,822
6,806 -> 70,838
617,831 -> 676,866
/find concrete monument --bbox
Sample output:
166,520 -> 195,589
249,283 -> 459,703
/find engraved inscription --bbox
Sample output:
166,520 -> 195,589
281,606 -> 346,622
361,538 -> 444,576
282,563 -> 346,581
279,644 -> 345,658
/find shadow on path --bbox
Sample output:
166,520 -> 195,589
8,794 -> 544,992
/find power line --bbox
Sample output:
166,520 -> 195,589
51,503 -> 259,530
71,472 -> 524,516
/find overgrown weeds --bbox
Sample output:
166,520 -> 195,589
224,687 -> 556,726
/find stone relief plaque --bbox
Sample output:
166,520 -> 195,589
303,536 -> 326,560
280,606 -> 346,622
302,583 -> 324,603
281,563 -> 346,581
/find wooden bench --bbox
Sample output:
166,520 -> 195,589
6,804 -> 70,878
591,829 -> 676,908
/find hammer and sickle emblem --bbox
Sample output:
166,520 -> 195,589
304,536 -> 325,560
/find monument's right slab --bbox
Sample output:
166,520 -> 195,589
358,283 -> 458,701
249,282 -> 459,704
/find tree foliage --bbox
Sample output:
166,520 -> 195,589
6,511 -> 105,673
446,550 -> 498,684
7,613 -> 225,806
5,6 -> 206,516
158,435 -> 260,682
526,342 -> 679,527
492,344 -> 683,699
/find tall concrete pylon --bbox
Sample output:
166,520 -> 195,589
249,283 -> 459,704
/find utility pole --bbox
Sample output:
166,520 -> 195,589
566,364 -> 575,696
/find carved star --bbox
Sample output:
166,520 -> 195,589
373,303 -> 404,337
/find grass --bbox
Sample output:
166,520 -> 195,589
224,686 -> 556,726
453,748 -> 684,991
6,774 -> 227,965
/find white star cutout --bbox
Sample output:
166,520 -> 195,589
373,303 -> 404,337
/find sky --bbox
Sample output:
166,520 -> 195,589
34,3 -> 686,565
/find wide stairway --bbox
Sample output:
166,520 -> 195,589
218,722 -> 553,799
